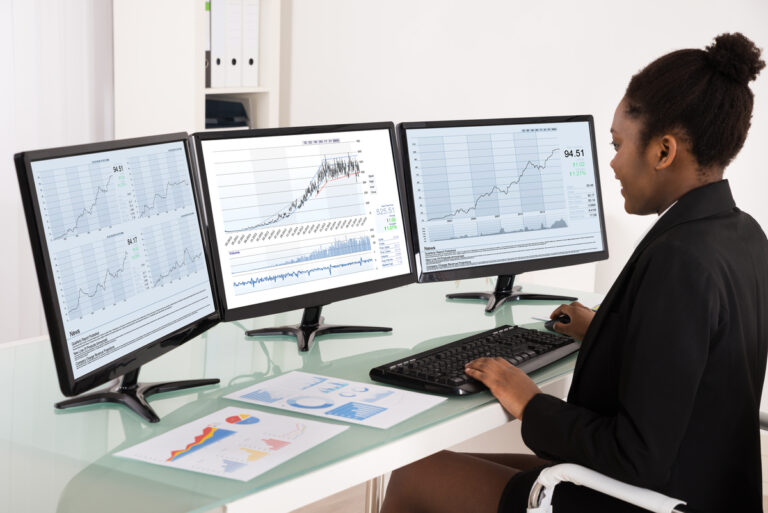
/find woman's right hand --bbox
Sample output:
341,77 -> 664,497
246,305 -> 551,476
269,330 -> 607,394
549,301 -> 595,341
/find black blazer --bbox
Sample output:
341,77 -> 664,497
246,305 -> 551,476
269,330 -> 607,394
521,180 -> 768,512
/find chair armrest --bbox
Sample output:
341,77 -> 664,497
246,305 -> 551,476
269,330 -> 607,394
759,411 -> 768,431
527,463 -> 686,513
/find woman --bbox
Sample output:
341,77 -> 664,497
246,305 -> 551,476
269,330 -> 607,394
381,33 -> 767,513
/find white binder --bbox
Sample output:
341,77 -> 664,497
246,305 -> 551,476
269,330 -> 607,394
241,0 -> 260,87
210,0 -> 243,88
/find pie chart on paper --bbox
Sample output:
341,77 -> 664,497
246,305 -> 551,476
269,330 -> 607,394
286,396 -> 334,409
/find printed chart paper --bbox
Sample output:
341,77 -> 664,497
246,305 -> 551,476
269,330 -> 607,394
226,371 -> 446,429
115,406 -> 347,481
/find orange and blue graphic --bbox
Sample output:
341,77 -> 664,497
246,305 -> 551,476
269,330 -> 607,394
167,426 -> 236,461
226,413 -> 261,425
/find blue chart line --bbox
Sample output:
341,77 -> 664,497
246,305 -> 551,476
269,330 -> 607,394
427,148 -> 559,221
55,174 -> 116,240
225,154 -> 362,233
233,257 -> 375,293
153,248 -> 204,286
232,235 -> 371,275
67,251 -> 129,316
138,179 -> 190,217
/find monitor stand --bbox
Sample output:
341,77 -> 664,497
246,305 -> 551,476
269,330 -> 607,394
245,305 -> 392,352
446,274 -> 577,313
55,368 -> 219,423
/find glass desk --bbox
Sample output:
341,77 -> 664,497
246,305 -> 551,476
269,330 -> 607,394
0,279 -> 601,513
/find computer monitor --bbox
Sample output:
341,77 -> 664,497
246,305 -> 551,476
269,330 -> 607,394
15,133 -> 220,422
399,115 -> 608,312
193,122 -> 415,351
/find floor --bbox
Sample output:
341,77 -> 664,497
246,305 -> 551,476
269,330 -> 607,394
289,432 -> 768,513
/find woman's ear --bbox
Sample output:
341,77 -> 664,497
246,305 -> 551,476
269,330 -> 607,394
655,134 -> 678,170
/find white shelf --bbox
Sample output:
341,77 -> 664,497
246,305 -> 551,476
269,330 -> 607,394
205,87 -> 269,95
114,0 -> 282,136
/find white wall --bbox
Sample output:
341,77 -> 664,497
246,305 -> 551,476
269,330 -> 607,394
0,0 -> 113,344
2,0 -> 768,344
284,0 -> 768,295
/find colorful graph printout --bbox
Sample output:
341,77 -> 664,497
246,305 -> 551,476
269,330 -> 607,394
115,407 -> 347,481
226,371 -> 446,429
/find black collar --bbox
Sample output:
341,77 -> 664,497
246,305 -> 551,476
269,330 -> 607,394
632,179 -> 736,261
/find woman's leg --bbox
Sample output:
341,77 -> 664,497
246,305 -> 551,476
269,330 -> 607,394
380,451 -> 548,513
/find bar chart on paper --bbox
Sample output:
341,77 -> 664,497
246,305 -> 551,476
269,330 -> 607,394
116,407 -> 347,481
227,371 -> 446,429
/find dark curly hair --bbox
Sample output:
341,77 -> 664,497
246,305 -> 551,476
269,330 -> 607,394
625,33 -> 765,169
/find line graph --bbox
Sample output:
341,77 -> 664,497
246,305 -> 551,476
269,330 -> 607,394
130,149 -> 193,217
249,154 -> 362,229
142,216 -> 207,287
212,141 -> 368,232
34,163 -> 128,241
55,239 -> 138,319
55,174 -> 116,239
232,256 -> 376,294
137,179 -> 191,218
151,248 -> 204,286
222,154 -> 365,232
427,147 -> 559,221
412,129 -> 569,240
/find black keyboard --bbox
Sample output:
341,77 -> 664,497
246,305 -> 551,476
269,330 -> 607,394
369,325 -> 579,395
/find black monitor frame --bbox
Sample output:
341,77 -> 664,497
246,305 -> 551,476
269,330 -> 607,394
398,115 -> 609,306
15,133 -> 221,406
192,122 -> 417,342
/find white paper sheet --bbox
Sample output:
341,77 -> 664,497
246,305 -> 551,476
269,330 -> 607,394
115,406 -> 347,481
226,371 -> 446,429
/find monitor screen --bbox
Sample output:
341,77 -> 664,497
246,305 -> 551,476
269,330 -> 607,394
16,133 -> 219,397
194,122 -> 415,320
399,115 -> 608,282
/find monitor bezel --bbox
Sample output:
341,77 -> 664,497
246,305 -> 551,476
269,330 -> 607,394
398,115 -> 609,283
15,132 -> 221,397
192,122 -> 417,322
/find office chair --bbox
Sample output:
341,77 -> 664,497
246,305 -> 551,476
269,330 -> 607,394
526,412 -> 768,513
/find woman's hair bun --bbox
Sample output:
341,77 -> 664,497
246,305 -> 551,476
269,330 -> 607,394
705,32 -> 765,84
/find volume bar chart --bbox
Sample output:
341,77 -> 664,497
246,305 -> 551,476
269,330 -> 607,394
230,233 -> 372,275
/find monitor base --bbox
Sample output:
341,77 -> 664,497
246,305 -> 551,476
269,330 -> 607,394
446,274 -> 578,313
55,368 -> 219,423
245,305 -> 392,352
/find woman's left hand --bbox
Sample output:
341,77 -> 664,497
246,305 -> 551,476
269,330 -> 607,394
464,357 -> 542,419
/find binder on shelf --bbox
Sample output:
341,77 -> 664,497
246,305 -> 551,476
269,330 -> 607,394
210,0 -> 244,88
241,0 -> 260,87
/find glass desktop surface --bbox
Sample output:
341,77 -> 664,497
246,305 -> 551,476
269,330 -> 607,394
0,279 -> 601,513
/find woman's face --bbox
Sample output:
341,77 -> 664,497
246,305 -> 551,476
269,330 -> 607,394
609,98 -> 665,215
